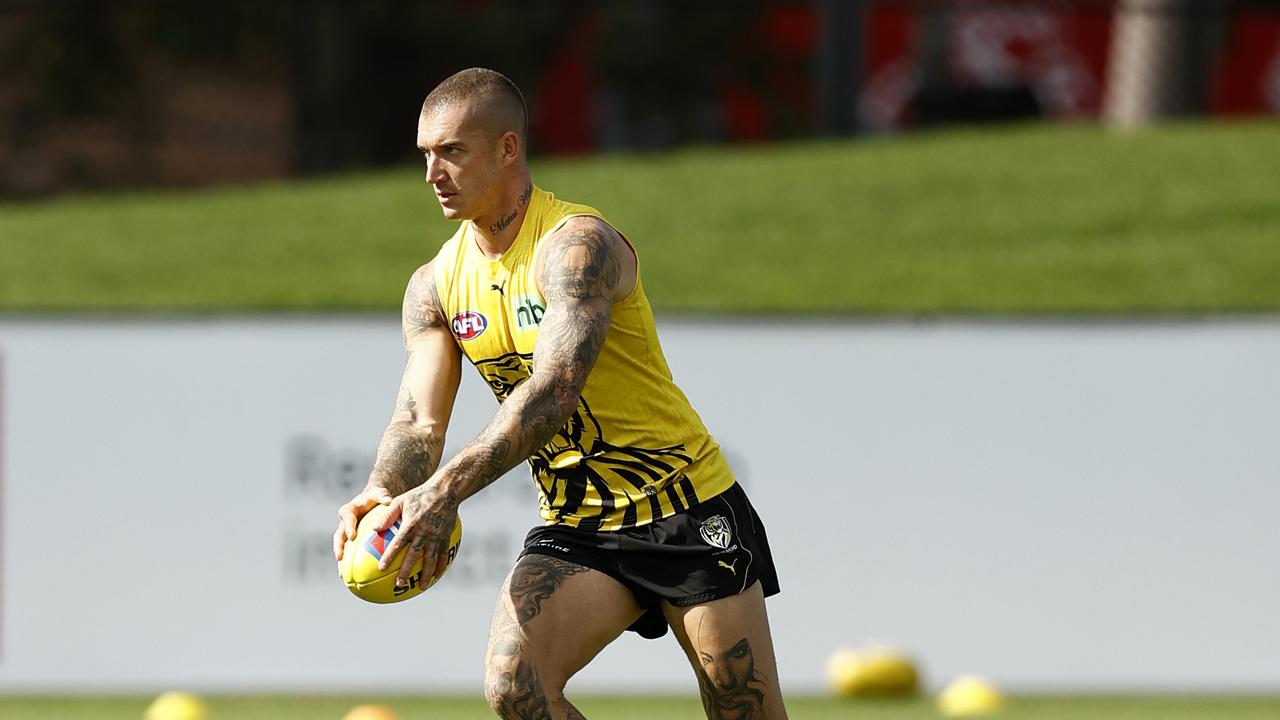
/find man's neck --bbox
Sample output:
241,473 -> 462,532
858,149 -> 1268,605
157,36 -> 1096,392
472,175 -> 534,258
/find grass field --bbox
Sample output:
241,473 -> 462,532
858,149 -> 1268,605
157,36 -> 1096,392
2,122 -> 1277,314
4,694 -> 1280,720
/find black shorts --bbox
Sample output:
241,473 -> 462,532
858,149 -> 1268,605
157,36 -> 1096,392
519,482 -> 780,640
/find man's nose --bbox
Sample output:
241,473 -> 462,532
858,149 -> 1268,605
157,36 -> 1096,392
425,155 -> 447,185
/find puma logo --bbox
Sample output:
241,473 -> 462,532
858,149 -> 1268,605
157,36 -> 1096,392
717,559 -> 738,575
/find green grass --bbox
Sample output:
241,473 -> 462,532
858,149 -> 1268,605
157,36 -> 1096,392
3,695 -> 1280,720
2,122 -> 1278,314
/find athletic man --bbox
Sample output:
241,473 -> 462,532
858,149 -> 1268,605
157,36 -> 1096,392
333,68 -> 787,720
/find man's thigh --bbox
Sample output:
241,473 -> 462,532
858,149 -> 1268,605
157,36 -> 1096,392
662,582 -> 788,720
486,553 -> 645,694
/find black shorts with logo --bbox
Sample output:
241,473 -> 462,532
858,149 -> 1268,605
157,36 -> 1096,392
519,482 -> 781,640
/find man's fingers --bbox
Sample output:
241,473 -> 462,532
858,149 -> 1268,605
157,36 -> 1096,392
396,545 -> 428,588
339,492 -> 392,538
431,546 -> 450,579
379,529 -> 407,571
334,489 -> 396,563
338,504 -> 359,542
333,526 -> 347,561
375,497 -> 404,532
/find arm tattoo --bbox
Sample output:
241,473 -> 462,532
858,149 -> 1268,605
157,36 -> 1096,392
394,383 -> 417,416
403,481 -> 459,550
430,222 -> 619,502
371,264 -> 447,496
369,423 -> 442,496
402,264 -> 447,339
540,224 -> 622,301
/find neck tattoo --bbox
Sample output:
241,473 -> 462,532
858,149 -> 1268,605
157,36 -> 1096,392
489,183 -> 533,235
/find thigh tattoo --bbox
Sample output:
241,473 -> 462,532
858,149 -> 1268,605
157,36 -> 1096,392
506,556 -> 589,624
694,622 -> 768,720
484,557 -> 590,720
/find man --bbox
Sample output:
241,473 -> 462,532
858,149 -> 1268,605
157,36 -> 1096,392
333,68 -> 787,720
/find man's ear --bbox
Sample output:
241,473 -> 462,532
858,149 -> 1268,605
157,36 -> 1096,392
501,131 -> 521,165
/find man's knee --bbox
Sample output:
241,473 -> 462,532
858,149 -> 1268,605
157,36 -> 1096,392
484,647 -> 559,718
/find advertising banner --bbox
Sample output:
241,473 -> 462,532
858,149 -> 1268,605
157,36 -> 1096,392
0,318 -> 1277,693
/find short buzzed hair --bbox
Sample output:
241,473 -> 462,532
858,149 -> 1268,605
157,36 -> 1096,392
422,68 -> 528,152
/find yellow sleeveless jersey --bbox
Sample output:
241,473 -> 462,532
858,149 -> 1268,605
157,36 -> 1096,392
433,186 -> 736,531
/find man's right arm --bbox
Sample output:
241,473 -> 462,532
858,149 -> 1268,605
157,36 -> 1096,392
333,260 -> 461,560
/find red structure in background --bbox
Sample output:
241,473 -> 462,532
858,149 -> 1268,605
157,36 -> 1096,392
532,13 -> 597,155
531,3 -> 1280,152
860,4 -> 1115,130
1209,12 -> 1280,115
3,2 -> 1277,196
859,3 -> 1279,131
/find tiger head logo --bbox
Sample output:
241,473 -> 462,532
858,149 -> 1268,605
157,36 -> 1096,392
699,515 -> 733,550
475,352 -> 531,401
474,352 -> 603,480
473,351 -> 692,520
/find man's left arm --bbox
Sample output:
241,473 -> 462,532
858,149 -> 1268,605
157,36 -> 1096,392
378,217 -> 627,586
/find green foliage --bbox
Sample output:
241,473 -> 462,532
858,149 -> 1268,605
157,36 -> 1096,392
2,122 -> 1277,314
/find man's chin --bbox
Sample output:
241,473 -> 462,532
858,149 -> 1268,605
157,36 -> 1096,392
438,205 -> 466,221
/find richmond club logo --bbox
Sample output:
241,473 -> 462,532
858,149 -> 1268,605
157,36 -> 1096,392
451,310 -> 488,340
699,515 -> 733,550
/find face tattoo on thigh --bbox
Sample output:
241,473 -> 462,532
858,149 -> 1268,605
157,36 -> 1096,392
507,555 -> 589,623
694,617 -> 768,720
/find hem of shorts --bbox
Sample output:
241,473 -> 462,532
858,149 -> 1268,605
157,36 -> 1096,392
518,545 -> 628,589
666,579 -> 780,608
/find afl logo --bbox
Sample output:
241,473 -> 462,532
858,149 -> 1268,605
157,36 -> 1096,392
451,310 -> 488,340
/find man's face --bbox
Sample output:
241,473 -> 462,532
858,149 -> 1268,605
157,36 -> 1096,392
416,103 -> 505,221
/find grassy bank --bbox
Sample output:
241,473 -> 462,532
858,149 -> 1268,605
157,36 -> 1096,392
2,122 -> 1277,314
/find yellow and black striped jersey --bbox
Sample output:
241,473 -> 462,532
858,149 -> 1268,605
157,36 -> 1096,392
433,186 -> 736,531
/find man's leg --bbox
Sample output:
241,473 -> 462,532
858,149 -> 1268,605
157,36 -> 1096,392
485,553 -> 644,720
662,582 -> 788,720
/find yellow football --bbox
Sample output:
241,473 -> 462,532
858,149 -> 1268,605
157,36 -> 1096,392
826,646 -> 920,698
339,504 -> 462,604
144,692 -> 209,720
343,705 -> 399,720
938,675 -> 1005,716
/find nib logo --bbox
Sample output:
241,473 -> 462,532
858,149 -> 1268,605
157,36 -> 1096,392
513,297 -> 545,329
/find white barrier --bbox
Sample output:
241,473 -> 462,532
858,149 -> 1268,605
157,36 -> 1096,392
0,317 -> 1277,693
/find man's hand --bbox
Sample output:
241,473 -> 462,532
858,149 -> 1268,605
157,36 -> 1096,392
332,487 -> 394,561
375,480 -> 461,588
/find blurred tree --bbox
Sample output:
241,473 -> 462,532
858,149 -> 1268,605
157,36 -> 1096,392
15,1 -> 133,118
